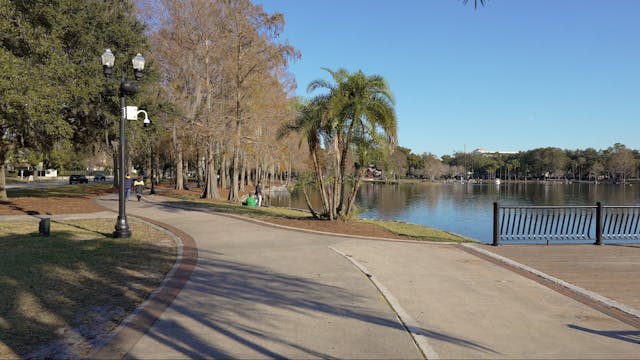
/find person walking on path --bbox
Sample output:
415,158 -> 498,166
255,181 -> 263,207
124,173 -> 133,201
133,175 -> 145,202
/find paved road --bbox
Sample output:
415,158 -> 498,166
95,195 -> 639,359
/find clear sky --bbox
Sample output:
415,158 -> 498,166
258,0 -> 640,158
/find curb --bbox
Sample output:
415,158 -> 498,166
329,246 -> 435,360
89,200 -> 198,359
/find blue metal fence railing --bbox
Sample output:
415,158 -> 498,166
492,202 -> 640,245
602,206 -> 640,241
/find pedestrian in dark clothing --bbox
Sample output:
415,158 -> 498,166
124,174 -> 133,201
255,181 -> 263,207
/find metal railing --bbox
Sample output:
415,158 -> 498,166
492,202 -> 640,245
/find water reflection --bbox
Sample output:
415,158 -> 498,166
270,182 -> 640,243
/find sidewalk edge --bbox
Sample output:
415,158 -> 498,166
89,213 -> 198,359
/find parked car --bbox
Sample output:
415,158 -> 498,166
94,173 -> 106,182
69,174 -> 89,184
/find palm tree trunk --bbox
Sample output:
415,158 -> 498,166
344,168 -> 366,218
311,148 -> 330,218
302,185 -> 320,219
338,119 -> 356,214
332,135 -> 341,219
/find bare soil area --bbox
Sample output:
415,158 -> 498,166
264,217 -> 415,240
0,197 -> 107,216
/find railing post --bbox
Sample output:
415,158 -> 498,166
493,202 -> 500,246
595,202 -> 603,245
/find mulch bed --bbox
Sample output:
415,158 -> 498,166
0,197 -> 107,216
263,217 -> 414,240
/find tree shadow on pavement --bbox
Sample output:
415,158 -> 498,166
568,325 -> 640,345
127,250 -> 497,358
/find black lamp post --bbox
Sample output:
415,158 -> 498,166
101,48 -> 146,238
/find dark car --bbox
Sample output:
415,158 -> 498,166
94,173 -> 106,182
69,174 -> 89,184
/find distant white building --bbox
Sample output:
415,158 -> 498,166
472,148 -> 518,156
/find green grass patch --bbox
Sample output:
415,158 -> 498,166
361,219 -> 474,243
165,195 -> 470,243
0,219 -> 176,358
7,183 -> 113,198
170,198 -> 312,219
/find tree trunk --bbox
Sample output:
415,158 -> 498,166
176,148 -> 184,190
228,148 -> 240,201
183,159 -> 189,189
302,185 -> 320,219
344,168 -> 366,219
173,122 -> 185,190
240,153 -> 246,192
332,135 -> 341,219
311,149 -> 330,218
269,164 -> 275,187
196,146 -> 202,188
337,120 -> 355,214
221,152 -> 227,189
0,151 -> 7,200
286,156 -> 291,186
202,141 -> 220,199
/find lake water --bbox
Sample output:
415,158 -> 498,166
269,182 -> 640,243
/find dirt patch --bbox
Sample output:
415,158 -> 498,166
263,217 -> 415,240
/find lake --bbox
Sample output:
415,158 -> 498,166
269,181 -> 640,243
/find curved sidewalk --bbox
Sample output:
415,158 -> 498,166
94,194 -> 639,359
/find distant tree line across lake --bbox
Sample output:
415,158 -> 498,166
389,143 -> 638,183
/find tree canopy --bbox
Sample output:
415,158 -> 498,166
0,0 -> 147,199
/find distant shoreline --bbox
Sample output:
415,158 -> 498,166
362,178 -> 640,185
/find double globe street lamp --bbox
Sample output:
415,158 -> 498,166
101,48 -> 148,238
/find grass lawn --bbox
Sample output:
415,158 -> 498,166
164,192 -> 473,242
361,219 -> 472,242
0,219 -> 176,358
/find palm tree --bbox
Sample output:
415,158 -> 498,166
463,0 -> 486,8
282,68 -> 396,220
279,96 -> 333,219
309,68 -> 397,218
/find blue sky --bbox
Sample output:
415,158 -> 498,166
258,0 -> 640,157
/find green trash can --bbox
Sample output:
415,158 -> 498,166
246,195 -> 256,207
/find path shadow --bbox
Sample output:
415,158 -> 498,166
94,196 -> 499,357
127,250 -> 497,358
0,200 -> 44,215
568,324 -> 640,345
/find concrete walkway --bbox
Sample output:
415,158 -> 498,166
93,194 -> 639,359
